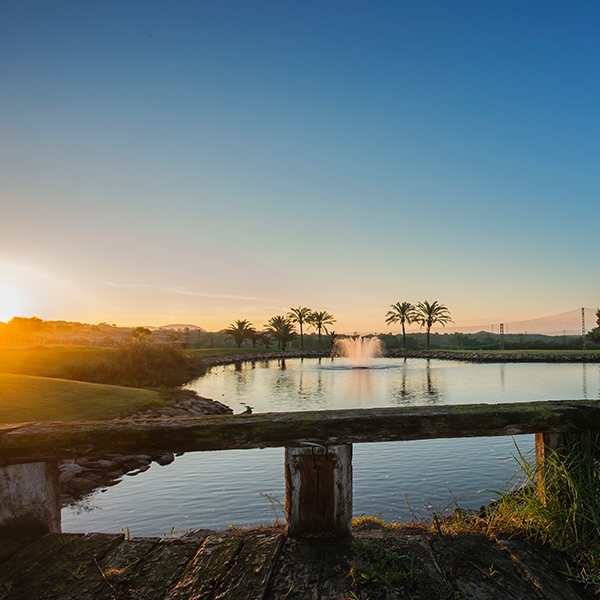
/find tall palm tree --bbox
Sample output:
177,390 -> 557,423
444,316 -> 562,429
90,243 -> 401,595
307,310 -> 336,349
287,307 -> 312,350
414,301 -> 453,350
266,315 -> 296,351
224,319 -> 255,348
385,302 -> 415,351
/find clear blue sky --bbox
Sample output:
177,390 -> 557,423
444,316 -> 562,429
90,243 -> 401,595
1,1 -> 599,331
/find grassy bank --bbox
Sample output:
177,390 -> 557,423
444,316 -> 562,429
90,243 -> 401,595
441,349 -> 600,356
0,347 -> 110,378
0,373 -> 165,424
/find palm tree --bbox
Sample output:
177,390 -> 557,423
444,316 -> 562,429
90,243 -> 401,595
266,316 -> 296,351
258,330 -> 274,349
385,302 -> 416,351
307,310 -> 336,349
224,319 -> 255,348
287,307 -> 312,350
414,301 -> 453,350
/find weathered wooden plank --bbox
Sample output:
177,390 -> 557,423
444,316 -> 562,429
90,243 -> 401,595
495,534 -> 585,600
165,534 -> 244,599
116,539 -> 203,599
429,533 -> 548,599
58,537 -> 161,600
211,531 -> 284,599
264,536 -> 347,600
0,530 -> 44,566
0,532 -> 122,600
285,444 -> 352,537
1,400 -> 598,464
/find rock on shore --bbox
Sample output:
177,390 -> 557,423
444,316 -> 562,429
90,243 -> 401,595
60,390 -> 232,504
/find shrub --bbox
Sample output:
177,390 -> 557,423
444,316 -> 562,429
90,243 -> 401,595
63,340 -> 205,388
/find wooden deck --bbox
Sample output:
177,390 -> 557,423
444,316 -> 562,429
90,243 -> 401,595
0,525 -> 594,600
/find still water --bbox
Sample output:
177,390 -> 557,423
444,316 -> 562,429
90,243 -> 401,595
62,358 -> 600,536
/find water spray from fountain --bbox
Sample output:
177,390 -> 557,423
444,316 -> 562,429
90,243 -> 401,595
333,336 -> 384,367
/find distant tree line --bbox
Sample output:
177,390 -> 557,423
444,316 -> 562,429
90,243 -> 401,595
222,307 -> 337,351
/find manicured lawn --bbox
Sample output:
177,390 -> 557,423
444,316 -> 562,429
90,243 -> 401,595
0,373 -> 165,424
0,347 -> 110,378
440,349 -> 600,355
187,347 -> 276,357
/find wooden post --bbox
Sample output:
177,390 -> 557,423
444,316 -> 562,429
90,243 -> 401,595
535,432 -> 563,503
284,444 -> 352,537
0,462 -> 61,535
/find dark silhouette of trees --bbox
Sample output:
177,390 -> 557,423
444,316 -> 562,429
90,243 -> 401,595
132,326 -> 152,339
258,330 -> 274,349
385,302 -> 416,350
266,316 -> 296,351
414,301 -> 453,350
224,319 -> 255,348
287,307 -> 312,350
307,310 -> 336,349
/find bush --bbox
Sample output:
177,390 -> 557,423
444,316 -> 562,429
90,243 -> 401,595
63,340 -> 205,388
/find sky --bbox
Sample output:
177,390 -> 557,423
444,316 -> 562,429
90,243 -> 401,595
1,1 -> 599,333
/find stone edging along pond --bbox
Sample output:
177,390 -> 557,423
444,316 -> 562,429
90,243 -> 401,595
197,349 -> 600,366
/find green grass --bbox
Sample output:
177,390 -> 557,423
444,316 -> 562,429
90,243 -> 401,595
0,373 -> 165,424
0,347 -> 110,378
436,349 -> 600,355
186,347 -> 279,358
487,433 -> 600,591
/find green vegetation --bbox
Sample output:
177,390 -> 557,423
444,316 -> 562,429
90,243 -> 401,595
265,315 -> 296,351
0,373 -> 164,424
587,309 -> 600,344
0,347 -> 110,378
307,310 -> 336,349
63,339 -> 204,388
186,347 -> 276,358
486,433 -> 600,591
349,535 -> 421,590
413,300 -> 454,350
385,302 -> 416,350
223,319 -> 256,348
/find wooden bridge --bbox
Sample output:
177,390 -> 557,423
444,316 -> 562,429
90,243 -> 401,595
2,399 -> 600,538
1,400 -> 600,598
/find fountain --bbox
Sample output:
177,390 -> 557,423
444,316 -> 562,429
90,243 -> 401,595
333,336 -> 383,367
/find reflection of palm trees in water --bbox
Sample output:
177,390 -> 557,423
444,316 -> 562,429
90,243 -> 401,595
391,358 -> 417,405
390,358 -> 443,405
424,359 -> 441,403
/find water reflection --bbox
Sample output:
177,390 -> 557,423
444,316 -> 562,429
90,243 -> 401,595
191,358 -> 598,414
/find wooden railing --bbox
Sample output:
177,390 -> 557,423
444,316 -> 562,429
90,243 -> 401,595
2,399 -> 599,537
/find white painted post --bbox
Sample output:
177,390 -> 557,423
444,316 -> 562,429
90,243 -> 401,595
284,444 -> 352,537
0,462 -> 61,534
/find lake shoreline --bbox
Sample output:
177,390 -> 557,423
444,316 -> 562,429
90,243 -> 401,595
196,348 -> 600,366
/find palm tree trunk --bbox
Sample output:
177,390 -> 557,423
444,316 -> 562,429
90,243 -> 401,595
300,323 -> 304,349
402,322 -> 407,350
426,326 -> 431,350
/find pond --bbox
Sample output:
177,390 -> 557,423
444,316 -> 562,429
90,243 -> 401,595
62,358 -> 600,537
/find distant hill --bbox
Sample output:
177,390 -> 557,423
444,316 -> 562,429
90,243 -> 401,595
157,324 -> 206,332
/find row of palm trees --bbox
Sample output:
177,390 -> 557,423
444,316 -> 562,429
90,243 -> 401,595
224,307 -> 336,351
224,301 -> 451,352
385,300 -> 453,350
